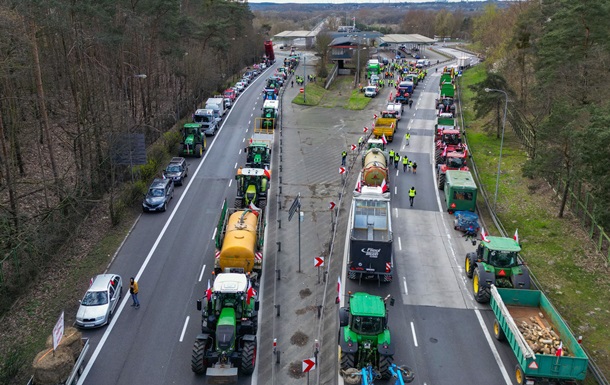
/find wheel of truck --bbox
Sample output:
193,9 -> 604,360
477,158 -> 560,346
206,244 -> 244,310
191,339 -> 208,374
438,174 -> 446,190
435,149 -> 442,165
240,340 -> 257,374
195,144 -> 203,158
234,197 -> 243,209
473,267 -> 491,303
465,253 -> 475,278
340,352 -> 355,370
379,355 -> 394,379
493,319 -> 506,341
515,364 -> 525,385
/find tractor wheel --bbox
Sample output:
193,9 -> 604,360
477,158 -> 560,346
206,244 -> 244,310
259,199 -> 267,210
435,149 -> 443,165
438,174 -> 446,190
240,340 -> 256,375
493,319 -> 505,341
195,144 -> 203,158
473,267 -> 491,303
234,197 -> 243,209
340,352 -> 355,370
191,339 -> 208,374
515,364 -> 525,385
465,253 -> 475,278
379,355 -> 394,379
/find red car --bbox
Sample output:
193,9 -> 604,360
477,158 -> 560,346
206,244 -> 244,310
224,89 -> 236,102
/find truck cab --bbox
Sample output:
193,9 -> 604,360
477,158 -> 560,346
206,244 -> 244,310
193,109 -> 220,136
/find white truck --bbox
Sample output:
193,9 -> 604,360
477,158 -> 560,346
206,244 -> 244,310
457,56 -> 471,70
193,109 -> 220,136
386,102 -> 403,120
205,97 -> 226,121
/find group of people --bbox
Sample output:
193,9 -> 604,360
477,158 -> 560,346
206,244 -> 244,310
388,149 -> 417,174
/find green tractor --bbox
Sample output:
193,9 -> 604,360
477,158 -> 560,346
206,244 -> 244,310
179,123 -> 207,158
235,168 -> 269,209
192,273 -> 259,383
260,100 -> 278,131
339,292 -> 395,379
245,141 -> 271,169
465,236 -> 531,303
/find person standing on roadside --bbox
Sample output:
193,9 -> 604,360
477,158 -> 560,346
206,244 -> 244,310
341,150 -> 347,166
409,186 -> 417,207
405,132 -> 411,146
130,277 -> 140,308
402,154 -> 409,172
394,152 -> 400,169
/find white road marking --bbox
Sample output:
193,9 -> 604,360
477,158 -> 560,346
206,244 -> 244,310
229,179 -> 233,187
403,277 -> 408,295
179,316 -> 190,342
198,264 -> 207,282
396,169 -> 399,177
394,186 -> 397,195
394,208 -> 398,217
398,237 -> 402,251
410,322 -> 418,347
212,228 -> 217,241
234,162 -> 238,169
248,120 -> 251,126
475,310 -> 513,385
242,137 -> 245,142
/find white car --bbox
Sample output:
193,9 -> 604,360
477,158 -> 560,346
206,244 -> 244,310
234,82 -> 245,93
75,274 -> 122,328
364,86 -> 378,98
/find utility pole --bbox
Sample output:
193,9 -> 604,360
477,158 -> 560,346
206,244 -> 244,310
303,54 -> 306,103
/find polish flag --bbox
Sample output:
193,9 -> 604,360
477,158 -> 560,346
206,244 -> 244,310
381,134 -> 388,145
247,285 -> 257,305
335,276 -> 341,304
264,166 -> 271,180
206,279 -> 212,301
481,227 -> 490,243
556,341 -> 563,357
249,201 -> 260,212
355,179 -> 362,192
249,138 -> 253,144
390,121 -> 395,129
514,228 -> 519,244
381,178 -> 389,193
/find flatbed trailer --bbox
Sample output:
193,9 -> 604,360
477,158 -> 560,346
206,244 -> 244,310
490,286 -> 588,385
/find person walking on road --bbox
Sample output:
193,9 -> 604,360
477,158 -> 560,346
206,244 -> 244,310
394,153 -> 400,169
409,186 -> 417,207
412,162 -> 418,174
402,155 -> 409,172
341,151 -> 347,166
408,160 -> 414,173
405,132 -> 411,146
130,277 -> 140,308
409,99 -> 413,109
291,80 -> 294,88
389,149 -> 395,161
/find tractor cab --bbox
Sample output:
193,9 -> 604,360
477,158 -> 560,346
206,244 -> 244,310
215,308 -> 237,353
445,152 -> 467,169
476,238 -> 520,269
440,130 -> 461,146
179,123 -> 206,158
245,142 -> 271,168
235,168 -> 269,209
366,139 -> 385,151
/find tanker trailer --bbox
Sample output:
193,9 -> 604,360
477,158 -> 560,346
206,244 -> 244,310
361,147 -> 389,187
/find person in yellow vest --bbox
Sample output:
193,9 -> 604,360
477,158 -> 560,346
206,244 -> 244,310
394,152 -> 400,169
409,186 -> 416,207
402,155 -> 409,172
389,149 -> 395,160
405,132 -> 411,146
408,160 -> 414,173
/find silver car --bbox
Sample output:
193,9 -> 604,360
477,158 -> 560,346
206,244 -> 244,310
75,274 -> 122,328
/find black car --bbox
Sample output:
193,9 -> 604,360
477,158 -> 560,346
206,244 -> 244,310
163,157 -> 188,186
142,178 -> 174,212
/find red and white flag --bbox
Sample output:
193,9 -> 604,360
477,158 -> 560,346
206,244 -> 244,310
264,166 -> 271,180
249,201 -> 260,212
556,341 -> 563,357
372,122 -> 375,128
363,126 -> 369,133
249,138 -> 253,144
381,134 -> 388,145
389,92 -> 393,100
381,178 -> 389,193
390,122 -> 395,129
206,279 -> 212,301
355,179 -> 361,192
481,227 -> 490,243
335,276 -> 341,304
247,284 -> 256,305
513,228 -> 519,244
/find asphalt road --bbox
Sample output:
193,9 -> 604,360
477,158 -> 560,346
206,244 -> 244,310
76,59 -> 282,385
341,49 -> 523,385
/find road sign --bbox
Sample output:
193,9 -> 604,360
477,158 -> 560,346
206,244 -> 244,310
339,167 -> 346,174
329,201 -> 336,210
288,193 -> 301,221
299,88 -> 304,93
363,126 -> 369,133
350,144 -> 357,151
302,357 -> 316,372
52,311 -> 65,351
528,361 -> 539,370
314,257 -> 324,267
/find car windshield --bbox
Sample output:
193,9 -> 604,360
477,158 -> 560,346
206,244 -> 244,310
82,290 -> 108,306
352,316 -> 383,335
166,165 -> 182,173
149,188 -> 164,197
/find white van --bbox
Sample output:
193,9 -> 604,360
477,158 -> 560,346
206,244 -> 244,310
386,102 -> 403,120
205,97 -> 226,121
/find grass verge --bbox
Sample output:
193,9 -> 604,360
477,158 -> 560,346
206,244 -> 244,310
292,82 -> 325,105
461,65 -> 610,382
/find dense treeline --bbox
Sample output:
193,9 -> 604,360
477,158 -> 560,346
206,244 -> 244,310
0,0 -> 263,315
469,0 -> 610,227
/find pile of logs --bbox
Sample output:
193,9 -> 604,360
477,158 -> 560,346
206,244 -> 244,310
517,313 -> 569,356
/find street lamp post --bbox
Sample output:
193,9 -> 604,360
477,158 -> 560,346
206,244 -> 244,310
484,87 -> 508,211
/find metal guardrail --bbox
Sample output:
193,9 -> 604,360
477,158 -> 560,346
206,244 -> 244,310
455,68 -> 609,385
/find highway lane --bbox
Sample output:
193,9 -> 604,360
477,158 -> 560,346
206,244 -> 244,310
342,52 -> 523,385
77,59 -> 282,385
